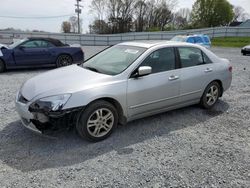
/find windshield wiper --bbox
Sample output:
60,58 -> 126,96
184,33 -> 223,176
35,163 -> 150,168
83,66 -> 101,73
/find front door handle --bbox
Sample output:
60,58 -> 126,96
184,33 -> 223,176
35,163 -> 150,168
204,68 -> 213,73
169,75 -> 179,81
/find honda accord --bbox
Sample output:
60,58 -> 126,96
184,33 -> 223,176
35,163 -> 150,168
16,41 -> 232,141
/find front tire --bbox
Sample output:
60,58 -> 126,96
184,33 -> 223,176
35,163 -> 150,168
76,100 -> 118,142
200,82 -> 221,109
0,59 -> 5,73
56,54 -> 73,67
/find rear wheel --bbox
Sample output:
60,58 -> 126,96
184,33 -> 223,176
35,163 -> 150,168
200,82 -> 221,109
76,100 -> 118,142
56,54 -> 73,67
0,59 -> 5,73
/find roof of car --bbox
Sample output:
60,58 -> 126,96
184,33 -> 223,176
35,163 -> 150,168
118,40 -> 201,48
27,37 -> 66,47
176,34 -> 208,38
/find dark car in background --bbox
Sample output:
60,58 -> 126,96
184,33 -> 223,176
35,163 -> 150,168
241,45 -> 250,56
0,37 -> 84,73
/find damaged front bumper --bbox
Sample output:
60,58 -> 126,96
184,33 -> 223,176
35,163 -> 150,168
15,94 -> 82,137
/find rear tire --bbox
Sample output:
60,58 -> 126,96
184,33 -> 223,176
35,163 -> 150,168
200,81 -> 221,109
0,59 -> 5,73
76,100 -> 118,142
56,54 -> 73,67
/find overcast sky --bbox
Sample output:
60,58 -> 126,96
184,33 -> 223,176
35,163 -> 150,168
0,0 -> 249,33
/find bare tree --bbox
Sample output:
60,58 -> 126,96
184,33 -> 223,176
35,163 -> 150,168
69,16 -> 83,33
172,8 -> 191,29
61,21 -> 71,33
134,0 -> 148,32
234,6 -> 249,22
177,8 -> 191,23
90,0 -> 106,32
89,0 -> 178,33
107,0 -> 134,33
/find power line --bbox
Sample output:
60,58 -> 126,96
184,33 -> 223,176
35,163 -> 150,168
0,14 -> 75,19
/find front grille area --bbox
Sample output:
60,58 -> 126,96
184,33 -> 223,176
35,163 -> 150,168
18,95 -> 29,104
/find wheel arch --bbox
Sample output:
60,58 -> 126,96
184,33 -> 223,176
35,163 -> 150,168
86,97 -> 127,125
56,53 -> 73,61
209,79 -> 224,97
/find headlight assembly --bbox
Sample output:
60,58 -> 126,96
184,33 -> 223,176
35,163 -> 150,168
30,94 -> 71,112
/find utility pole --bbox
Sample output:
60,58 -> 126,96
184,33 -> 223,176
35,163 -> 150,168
75,0 -> 83,34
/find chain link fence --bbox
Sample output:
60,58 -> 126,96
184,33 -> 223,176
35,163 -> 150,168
0,27 -> 250,46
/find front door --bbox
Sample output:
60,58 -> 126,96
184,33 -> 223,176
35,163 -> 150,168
14,40 -> 52,66
127,47 -> 181,118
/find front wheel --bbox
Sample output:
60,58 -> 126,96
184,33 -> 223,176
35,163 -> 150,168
76,100 -> 118,142
56,54 -> 73,67
200,82 -> 221,109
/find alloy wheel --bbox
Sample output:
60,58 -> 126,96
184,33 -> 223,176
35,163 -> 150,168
206,85 -> 219,106
86,108 -> 114,138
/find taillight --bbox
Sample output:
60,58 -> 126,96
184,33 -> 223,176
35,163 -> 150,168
229,66 -> 232,72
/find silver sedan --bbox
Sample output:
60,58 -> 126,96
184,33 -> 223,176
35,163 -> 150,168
16,41 -> 232,141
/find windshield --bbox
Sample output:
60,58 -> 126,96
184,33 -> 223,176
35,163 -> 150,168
83,45 -> 146,75
8,39 -> 28,49
171,36 -> 186,42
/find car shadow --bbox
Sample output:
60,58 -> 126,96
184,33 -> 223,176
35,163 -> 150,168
0,100 -> 229,172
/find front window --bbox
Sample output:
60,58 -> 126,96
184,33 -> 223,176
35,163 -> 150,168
20,40 -> 53,48
83,45 -> 146,75
140,47 -> 176,74
9,39 -> 27,49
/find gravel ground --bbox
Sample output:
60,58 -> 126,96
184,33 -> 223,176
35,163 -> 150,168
0,47 -> 249,188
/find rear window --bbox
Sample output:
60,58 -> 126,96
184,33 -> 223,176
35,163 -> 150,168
171,36 -> 187,42
203,36 -> 210,43
194,37 -> 203,43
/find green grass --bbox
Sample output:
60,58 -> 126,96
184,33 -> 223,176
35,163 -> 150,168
212,37 -> 250,48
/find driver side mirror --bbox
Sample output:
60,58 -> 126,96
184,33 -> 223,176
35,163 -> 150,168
132,66 -> 152,78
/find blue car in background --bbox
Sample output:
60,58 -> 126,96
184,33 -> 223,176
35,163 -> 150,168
171,34 -> 211,48
0,37 -> 84,73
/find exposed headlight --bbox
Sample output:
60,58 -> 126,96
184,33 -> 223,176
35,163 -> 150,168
30,94 -> 71,112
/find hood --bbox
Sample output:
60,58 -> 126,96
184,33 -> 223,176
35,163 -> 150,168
21,65 -> 112,101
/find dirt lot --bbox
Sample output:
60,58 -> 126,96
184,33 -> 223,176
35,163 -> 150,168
0,47 -> 249,188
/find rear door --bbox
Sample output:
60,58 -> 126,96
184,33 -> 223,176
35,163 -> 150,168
127,47 -> 181,118
177,47 -> 215,102
14,40 -> 53,66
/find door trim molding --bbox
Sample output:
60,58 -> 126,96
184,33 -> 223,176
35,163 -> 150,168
129,90 -> 201,109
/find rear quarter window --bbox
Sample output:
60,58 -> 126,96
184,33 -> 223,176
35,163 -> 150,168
178,47 -> 205,68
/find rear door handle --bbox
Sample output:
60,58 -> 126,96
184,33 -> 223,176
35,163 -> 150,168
204,68 -> 213,73
169,75 -> 179,81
